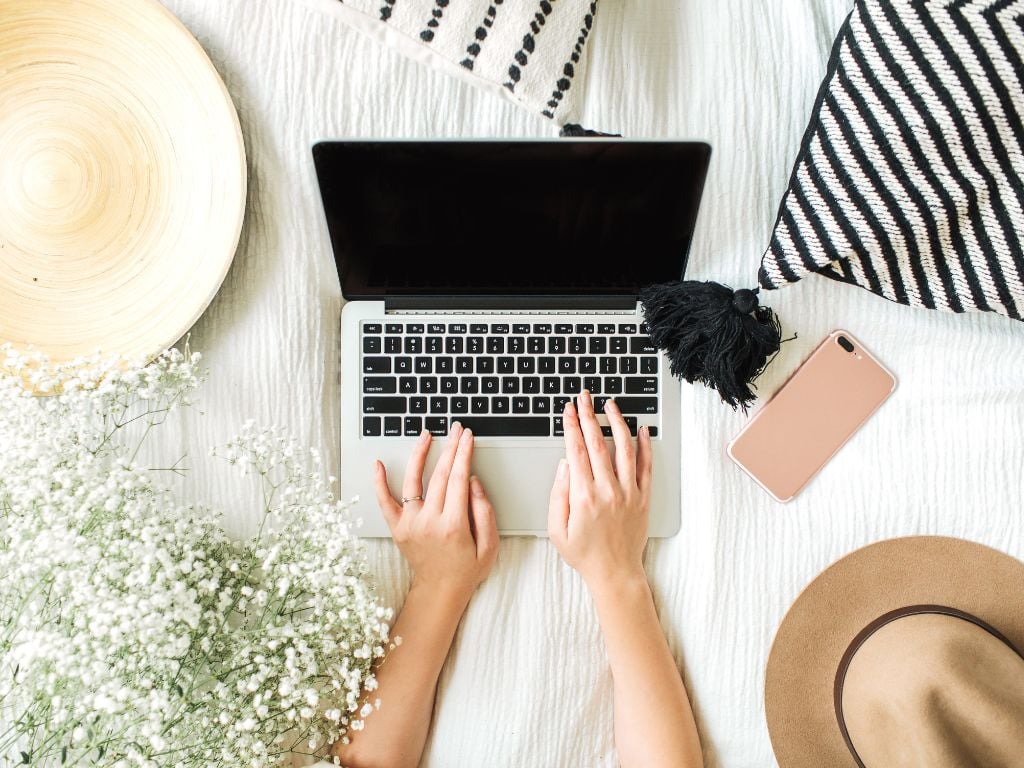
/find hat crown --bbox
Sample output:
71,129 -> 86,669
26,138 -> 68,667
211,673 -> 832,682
840,612 -> 1024,768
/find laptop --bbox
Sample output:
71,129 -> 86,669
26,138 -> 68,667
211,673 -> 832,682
313,140 -> 711,537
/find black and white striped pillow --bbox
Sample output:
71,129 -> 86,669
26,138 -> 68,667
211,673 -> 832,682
299,0 -> 599,124
762,0 -> 1024,321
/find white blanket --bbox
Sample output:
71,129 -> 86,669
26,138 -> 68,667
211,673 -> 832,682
158,0 -> 1024,765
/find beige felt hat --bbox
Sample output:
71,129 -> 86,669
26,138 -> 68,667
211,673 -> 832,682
0,0 -> 245,368
765,536 -> 1024,768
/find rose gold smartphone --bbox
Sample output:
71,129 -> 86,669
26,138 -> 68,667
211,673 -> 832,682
727,330 -> 896,502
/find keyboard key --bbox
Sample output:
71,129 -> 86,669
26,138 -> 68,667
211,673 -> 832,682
508,337 -> 525,354
460,378 -> 479,394
492,397 -> 510,414
553,416 -> 564,436
385,336 -> 401,354
404,416 -> 422,435
601,426 -> 614,437
451,396 -> 469,414
487,338 -> 504,354
448,323 -> 467,334
575,323 -> 594,334
384,417 -> 402,436
554,396 -> 571,412
364,397 -> 406,414
491,323 -> 509,334
471,323 -> 488,334
385,323 -> 402,334
593,396 -> 611,412
419,377 -> 438,394
579,357 -> 597,374
415,358 -> 432,373
619,324 -> 637,334
605,377 -> 623,394
538,358 -> 556,374
598,323 -> 616,334
532,323 -> 552,333
555,323 -> 573,334
440,376 -> 458,393
457,417 -> 550,436
513,323 -> 531,334
363,417 -> 381,436
426,337 -> 443,354
363,357 -> 391,374
641,356 -> 658,374
436,357 -> 454,374
445,337 -> 464,354
564,377 -> 582,394
523,377 -> 541,394
528,337 -> 545,354
406,324 -> 424,334
625,377 -> 659,394
502,377 -> 519,394
482,377 -> 499,394
640,322 -> 650,334
428,323 -> 445,334
583,376 -> 602,394
399,377 -> 417,394
364,323 -> 382,334
471,397 -> 489,413
543,377 -> 561,394
630,338 -> 657,354
476,357 -> 495,374
624,416 -> 638,435
610,337 -> 627,354
363,377 -> 397,394
456,358 -> 473,374
395,357 -> 412,373
468,337 -> 484,354
558,357 -> 576,374
648,426 -> 659,437
569,337 -> 586,354
430,396 -> 448,413
588,337 -> 607,354
621,358 -> 638,374
363,337 -> 381,353
425,417 -> 448,436
612,397 -> 658,414
410,397 -> 428,414
513,397 -> 530,413
600,357 -> 618,374
548,337 -> 566,354
532,396 -> 551,414
497,357 -> 515,374
404,337 -> 422,354
517,358 -> 536,374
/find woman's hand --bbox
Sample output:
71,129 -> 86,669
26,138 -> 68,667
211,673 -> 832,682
374,422 -> 499,602
547,390 -> 653,590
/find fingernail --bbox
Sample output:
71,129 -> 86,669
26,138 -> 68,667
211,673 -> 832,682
581,389 -> 591,406
419,429 -> 430,444
462,427 -> 473,440
640,425 -> 648,437
470,475 -> 484,496
375,459 -> 383,472
556,458 -> 568,479
564,401 -> 575,415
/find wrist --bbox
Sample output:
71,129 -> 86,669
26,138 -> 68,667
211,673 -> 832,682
585,568 -> 650,607
408,575 -> 476,612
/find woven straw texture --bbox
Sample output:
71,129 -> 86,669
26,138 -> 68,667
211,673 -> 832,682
0,0 -> 245,366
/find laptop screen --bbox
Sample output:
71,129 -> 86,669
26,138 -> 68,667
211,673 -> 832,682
313,141 -> 711,300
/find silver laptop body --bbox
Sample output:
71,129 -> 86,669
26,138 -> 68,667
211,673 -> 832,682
315,140 -> 711,537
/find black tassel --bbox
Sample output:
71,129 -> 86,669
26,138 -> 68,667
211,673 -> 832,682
640,280 -> 782,410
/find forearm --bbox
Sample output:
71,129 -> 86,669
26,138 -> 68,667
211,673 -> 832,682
590,574 -> 702,768
333,581 -> 470,768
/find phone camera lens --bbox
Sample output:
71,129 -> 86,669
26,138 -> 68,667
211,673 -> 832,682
837,336 -> 855,353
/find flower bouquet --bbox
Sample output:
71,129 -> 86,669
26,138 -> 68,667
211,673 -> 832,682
0,347 -> 391,767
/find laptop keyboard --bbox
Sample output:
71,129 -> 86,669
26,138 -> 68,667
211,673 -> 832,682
360,321 -> 661,438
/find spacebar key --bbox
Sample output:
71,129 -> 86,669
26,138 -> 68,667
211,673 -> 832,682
457,417 -> 550,436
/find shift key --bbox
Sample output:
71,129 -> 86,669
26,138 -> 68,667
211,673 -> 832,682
612,397 -> 658,414
363,397 -> 407,414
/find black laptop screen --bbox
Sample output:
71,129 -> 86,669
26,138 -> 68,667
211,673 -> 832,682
313,141 -> 711,299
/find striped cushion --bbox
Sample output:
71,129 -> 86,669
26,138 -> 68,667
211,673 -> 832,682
762,0 -> 1024,321
299,0 -> 598,124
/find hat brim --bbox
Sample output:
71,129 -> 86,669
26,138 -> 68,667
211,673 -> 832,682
765,536 -> 1024,768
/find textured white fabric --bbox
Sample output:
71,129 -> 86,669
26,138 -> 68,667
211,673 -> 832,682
154,1 -> 1024,766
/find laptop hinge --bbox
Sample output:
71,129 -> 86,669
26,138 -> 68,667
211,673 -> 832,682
383,295 -> 638,312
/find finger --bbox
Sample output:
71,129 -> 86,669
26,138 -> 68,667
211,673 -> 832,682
577,389 -> 614,480
562,401 -> 593,483
374,460 -> 402,530
547,458 -> 570,542
402,429 -> 432,503
636,425 -> 654,498
443,428 -> 474,522
469,475 -> 499,561
424,422 -> 464,510
604,398 -> 636,486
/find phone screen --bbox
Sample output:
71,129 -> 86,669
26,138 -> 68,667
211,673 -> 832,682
727,331 -> 896,502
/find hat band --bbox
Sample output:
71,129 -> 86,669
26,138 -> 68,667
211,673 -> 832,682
833,604 -> 1024,768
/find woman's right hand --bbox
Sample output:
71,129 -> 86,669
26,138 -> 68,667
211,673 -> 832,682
547,390 -> 653,590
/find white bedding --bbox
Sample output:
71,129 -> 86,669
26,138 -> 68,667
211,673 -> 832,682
157,0 -> 1024,765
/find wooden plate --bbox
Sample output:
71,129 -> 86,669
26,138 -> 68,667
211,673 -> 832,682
0,0 -> 246,368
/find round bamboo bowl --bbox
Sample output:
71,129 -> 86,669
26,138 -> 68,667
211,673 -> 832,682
0,0 -> 246,373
